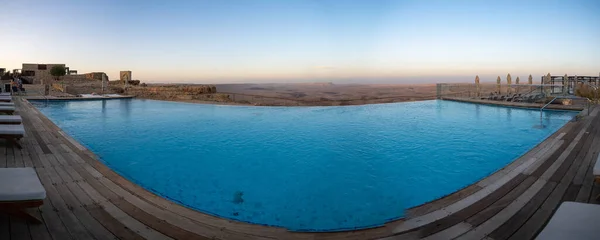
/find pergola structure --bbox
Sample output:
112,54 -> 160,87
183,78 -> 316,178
542,75 -> 600,95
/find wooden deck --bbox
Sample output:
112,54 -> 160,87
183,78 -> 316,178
1,97 -> 599,239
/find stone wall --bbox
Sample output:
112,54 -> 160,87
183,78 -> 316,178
126,85 -> 229,102
62,73 -> 107,82
22,63 -> 66,84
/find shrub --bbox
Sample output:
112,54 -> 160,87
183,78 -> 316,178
50,66 -> 66,81
575,83 -> 600,102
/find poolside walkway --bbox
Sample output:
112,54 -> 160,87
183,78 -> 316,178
0,97 -> 599,240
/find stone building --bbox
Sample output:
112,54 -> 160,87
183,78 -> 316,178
21,63 -> 71,84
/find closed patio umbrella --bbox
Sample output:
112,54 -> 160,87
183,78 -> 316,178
496,76 -> 501,94
475,75 -> 480,97
507,74 -> 512,94
563,74 -> 568,95
544,73 -> 552,96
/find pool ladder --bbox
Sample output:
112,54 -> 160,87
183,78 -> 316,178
539,96 -> 558,128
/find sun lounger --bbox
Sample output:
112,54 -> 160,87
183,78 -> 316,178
0,96 -> 11,102
536,201 -> 600,240
0,92 -> 10,96
0,106 -> 15,115
0,124 -> 24,148
0,102 -> 14,106
0,115 -> 22,124
0,168 -> 46,223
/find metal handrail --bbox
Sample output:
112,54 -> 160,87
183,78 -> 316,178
538,96 -> 558,128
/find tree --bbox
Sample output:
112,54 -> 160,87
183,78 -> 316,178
50,65 -> 66,81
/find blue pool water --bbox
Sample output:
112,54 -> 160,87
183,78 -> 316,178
31,99 -> 578,231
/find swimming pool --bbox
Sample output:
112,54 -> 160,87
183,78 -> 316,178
31,99 -> 578,231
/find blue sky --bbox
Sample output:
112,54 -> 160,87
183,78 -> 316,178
1,0 -> 599,83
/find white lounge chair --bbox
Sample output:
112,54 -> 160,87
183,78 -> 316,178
0,167 -> 46,223
0,124 -> 24,148
0,92 -> 10,96
0,96 -> 11,102
0,102 -> 14,106
0,106 -> 15,115
0,115 -> 22,124
536,201 -> 600,240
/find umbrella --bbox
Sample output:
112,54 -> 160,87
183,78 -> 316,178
544,73 -> 551,96
496,76 -> 501,93
563,74 -> 568,95
507,74 -> 512,94
528,74 -> 533,84
475,75 -> 480,97
516,76 -> 520,84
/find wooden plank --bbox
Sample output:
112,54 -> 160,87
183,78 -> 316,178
24,135 -> 73,240
575,164 -> 595,203
6,147 -> 15,167
9,216 -> 32,240
0,144 -> 6,167
110,198 -> 207,240
561,183 -> 581,202
488,181 -> 556,240
54,182 -> 116,240
48,161 -> 117,240
76,168 -> 172,239
572,125 -> 600,185
455,178 -> 549,240
505,120 -> 598,240
100,201 -> 172,240
27,208 -> 53,240
562,124 -> 600,202
590,182 -> 600,204
36,167 -> 92,240
47,146 -> 68,166
466,176 -> 537,227
0,213 -> 10,240
14,146 -> 25,167
418,174 -> 528,237
22,146 -> 35,168
85,205 -> 145,240
406,184 -> 482,218
30,130 -> 52,154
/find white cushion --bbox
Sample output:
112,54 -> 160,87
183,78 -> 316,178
536,202 -> 600,240
0,115 -> 22,123
594,154 -> 600,176
0,106 -> 14,111
0,102 -> 14,106
0,168 -> 46,201
0,124 -> 24,135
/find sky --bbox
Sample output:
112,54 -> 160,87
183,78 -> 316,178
1,0 -> 599,84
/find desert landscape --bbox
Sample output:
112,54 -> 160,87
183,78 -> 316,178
212,82 -> 438,106
36,78 -> 441,106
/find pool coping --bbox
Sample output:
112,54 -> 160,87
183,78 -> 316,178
25,95 -> 135,101
442,97 -> 585,111
22,97 -> 592,239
